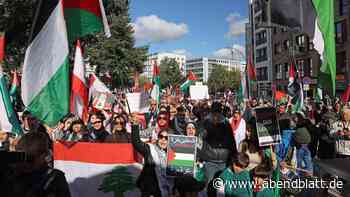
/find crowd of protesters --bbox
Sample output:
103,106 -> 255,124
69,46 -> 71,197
0,91 -> 349,197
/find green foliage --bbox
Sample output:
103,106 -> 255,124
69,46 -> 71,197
99,166 -> 136,197
207,64 -> 240,93
0,0 -> 35,71
159,58 -> 184,89
85,0 -> 148,88
0,0 -> 148,87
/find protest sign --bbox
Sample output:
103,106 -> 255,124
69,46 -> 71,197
126,92 -> 149,113
255,107 -> 281,146
139,126 -> 154,142
166,135 -> 197,177
189,85 -> 209,100
92,92 -> 115,110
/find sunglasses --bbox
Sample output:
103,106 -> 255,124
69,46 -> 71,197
159,116 -> 167,120
158,134 -> 168,140
92,121 -> 102,125
115,121 -> 124,125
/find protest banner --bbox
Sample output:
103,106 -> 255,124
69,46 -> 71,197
126,92 -> 149,113
54,142 -> 142,197
166,135 -> 197,177
92,92 -> 115,111
254,107 -> 281,146
189,85 -> 209,100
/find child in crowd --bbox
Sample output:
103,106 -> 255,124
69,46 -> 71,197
216,152 -> 252,197
252,158 -> 275,197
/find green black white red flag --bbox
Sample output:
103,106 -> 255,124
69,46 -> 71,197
22,0 -> 70,127
287,61 -> 303,113
269,0 -> 336,95
180,71 -> 197,93
63,0 -> 111,42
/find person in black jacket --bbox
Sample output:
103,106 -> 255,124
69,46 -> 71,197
3,132 -> 71,197
88,112 -> 109,142
201,102 -> 236,184
130,114 -> 174,197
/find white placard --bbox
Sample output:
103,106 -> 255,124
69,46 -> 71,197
189,85 -> 209,100
126,92 -> 149,113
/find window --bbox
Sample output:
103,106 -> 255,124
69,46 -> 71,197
310,58 -> 316,77
336,51 -> 347,74
275,64 -> 283,79
296,35 -> 306,46
257,67 -> 268,81
284,63 -> 289,80
335,20 -> 347,44
256,30 -> 267,45
339,0 -> 348,16
283,40 -> 290,50
256,47 -> 267,62
296,59 -> 305,77
274,43 -> 282,54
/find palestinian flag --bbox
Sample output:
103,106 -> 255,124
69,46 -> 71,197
21,0 -> 70,127
63,0 -> 111,42
287,61 -> 303,113
150,61 -> 160,104
341,85 -> 350,104
70,40 -> 89,123
247,51 -> 256,97
180,71 -> 197,93
167,146 -> 195,167
270,0 -> 336,95
0,32 -> 4,62
275,90 -> 288,105
54,142 -> 142,197
0,69 -> 22,136
9,70 -> 19,99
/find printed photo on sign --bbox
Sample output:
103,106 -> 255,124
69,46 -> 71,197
92,92 -> 115,110
166,135 -> 197,177
255,107 -> 281,147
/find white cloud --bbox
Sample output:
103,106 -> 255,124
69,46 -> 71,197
132,15 -> 189,43
172,49 -> 193,58
225,13 -> 248,38
213,44 -> 246,60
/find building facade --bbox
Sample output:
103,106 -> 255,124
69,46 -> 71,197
185,57 -> 245,83
248,0 -> 274,98
247,0 -> 350,98
142,52 -> 186,80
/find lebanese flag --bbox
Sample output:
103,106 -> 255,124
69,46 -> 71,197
70,40 -> 89,122
54,142 -> 142,197
88,73 -> 111,102
0,33 -> 4,62
63,0 -> 111,42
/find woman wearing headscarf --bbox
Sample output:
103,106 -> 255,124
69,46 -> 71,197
130,113 -> 174,197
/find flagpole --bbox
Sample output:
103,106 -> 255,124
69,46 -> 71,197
28,0 -> 43,45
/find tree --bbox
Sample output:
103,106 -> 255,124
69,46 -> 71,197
207,64 -> 240,93
159,58 -> 184,89
85,0 -> 148,88
99,166 -> 136,197
0,0 -> 35,71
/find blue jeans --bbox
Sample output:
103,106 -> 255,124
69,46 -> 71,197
296,144 -> 313,175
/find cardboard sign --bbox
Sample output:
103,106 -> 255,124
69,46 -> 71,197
255,107 -> 281,147
336,139 -> 350,156
166,135 -> 197,177
189,85 -> 209,100
92,92 -> 115,110
126,92 -> 149,113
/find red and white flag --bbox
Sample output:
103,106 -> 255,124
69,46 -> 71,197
70,40 -> 89,122
89,73 -> 111,102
